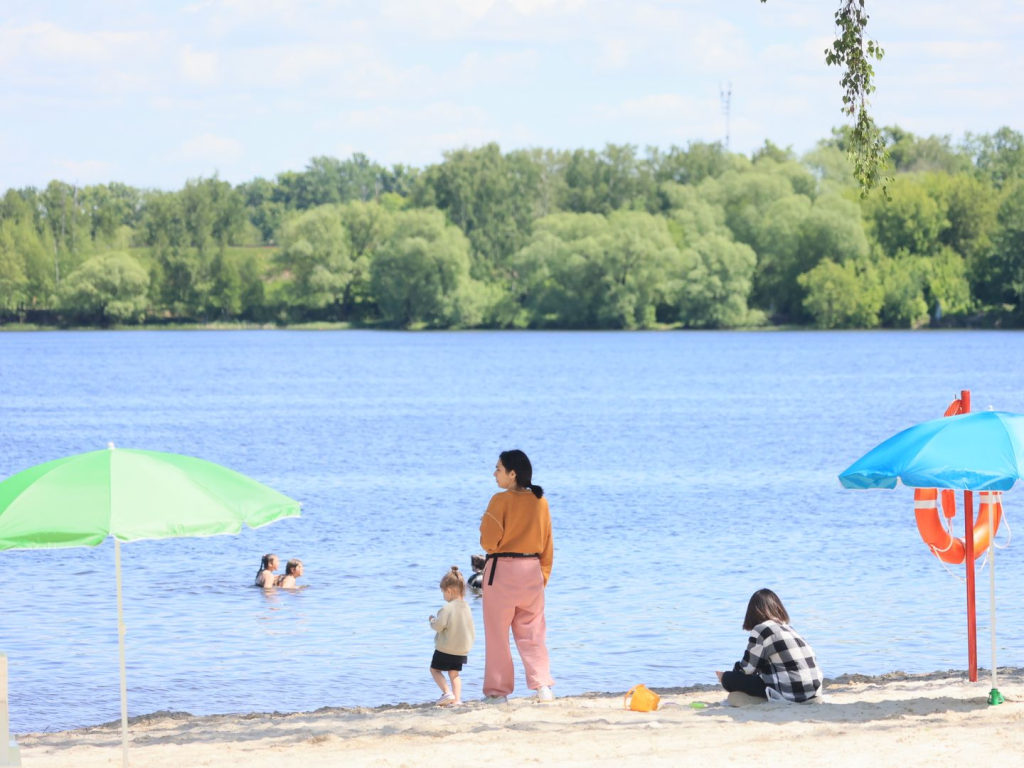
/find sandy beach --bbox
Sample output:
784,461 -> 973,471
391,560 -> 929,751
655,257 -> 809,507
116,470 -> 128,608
16,668 -> 1024,767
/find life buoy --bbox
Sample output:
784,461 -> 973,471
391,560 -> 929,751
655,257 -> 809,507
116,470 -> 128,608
915,488 -> 1002,564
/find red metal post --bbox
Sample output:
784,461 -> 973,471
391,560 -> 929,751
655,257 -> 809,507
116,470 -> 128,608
965,489 -> 977,681
961,389 -> 978,682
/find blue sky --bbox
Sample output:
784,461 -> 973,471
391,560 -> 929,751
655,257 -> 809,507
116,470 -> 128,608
1,0 -> 1022,190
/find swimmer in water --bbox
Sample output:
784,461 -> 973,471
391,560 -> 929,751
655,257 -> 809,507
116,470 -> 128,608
255,554 -> 279,588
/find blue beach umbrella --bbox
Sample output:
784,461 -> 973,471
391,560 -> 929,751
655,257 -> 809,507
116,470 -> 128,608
839,410 -> 1024,492
839,409 -> 1024,706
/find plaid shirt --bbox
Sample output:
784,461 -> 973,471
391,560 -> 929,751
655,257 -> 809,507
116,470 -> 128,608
737,620 -> 823,702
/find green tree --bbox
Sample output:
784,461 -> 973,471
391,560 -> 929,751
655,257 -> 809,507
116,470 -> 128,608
0,214 -> 55,307
144,191 -> 197,315
877,253 -> 929,328
369,208 -> 481,327
415,143 -> 539,272
511,211 -> 686,329
80,183 -> 143,246
238,256 -> 271,323
661,183 -> 761,327
748,193 -> 813,314
560,144 -> 655,214
883,126 -> 971,174
988,181 -> 1024,316
58,252 -> 149,325
923,246 -> 973,317
702,169 -> 794,246
337,201 -> 392,319
206,249 -> 243,319
674,233 -> 760,328
798,257 -> 882,328
275,205 -> 353,317
39,180 -> 89,282
862,176 -> 948,256
0,220 -> 29,311
966,127 -> 1024,188
650,141 -> 733,188
238,177 -> 286,243
925,173 -> 998,263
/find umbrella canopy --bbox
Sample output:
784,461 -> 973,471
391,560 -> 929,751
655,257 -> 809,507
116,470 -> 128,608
839,410 -> 1024,492
0,447 -> 301,767
838,404 -> 1020,707
0,448 -> 299,548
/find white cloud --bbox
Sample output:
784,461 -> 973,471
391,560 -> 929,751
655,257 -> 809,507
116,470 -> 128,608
53,158 -> 115,182
174,133 -> 244,163
597,39 -> 630,71
316,102 -> 535,164
180,45 -> 220,85
0,22 -> 155,63
325,102 -> 491,131
509,0 -> 586,15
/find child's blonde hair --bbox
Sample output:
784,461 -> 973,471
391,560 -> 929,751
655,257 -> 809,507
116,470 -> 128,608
440,565 -> 466,596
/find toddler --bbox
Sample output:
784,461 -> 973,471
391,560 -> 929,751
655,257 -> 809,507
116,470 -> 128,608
429,566 -> 475,706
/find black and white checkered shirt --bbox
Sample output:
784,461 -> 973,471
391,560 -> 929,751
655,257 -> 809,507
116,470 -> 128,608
737,620 -> 823,702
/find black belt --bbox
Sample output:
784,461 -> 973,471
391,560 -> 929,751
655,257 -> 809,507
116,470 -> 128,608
485,553 -> 539,586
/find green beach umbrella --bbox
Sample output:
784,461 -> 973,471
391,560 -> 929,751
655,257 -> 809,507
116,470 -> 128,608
0,444 -> 301,767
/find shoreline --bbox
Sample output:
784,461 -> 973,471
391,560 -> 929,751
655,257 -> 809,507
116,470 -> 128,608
17,668 -> 1024,767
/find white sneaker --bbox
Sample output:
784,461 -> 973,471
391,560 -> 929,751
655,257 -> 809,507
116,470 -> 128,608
483,695 -> 508,705
536,686 -> 555,702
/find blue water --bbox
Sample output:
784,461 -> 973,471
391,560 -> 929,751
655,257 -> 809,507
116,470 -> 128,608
1,330 -> 1023,733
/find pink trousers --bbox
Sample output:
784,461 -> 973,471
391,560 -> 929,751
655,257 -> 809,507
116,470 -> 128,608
482,557 -> 554,697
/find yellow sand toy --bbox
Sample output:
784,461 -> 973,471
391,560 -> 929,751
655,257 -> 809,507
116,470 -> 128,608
623,684 -> 660,712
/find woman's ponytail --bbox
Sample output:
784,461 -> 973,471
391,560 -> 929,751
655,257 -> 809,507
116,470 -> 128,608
499,449 -> 544,498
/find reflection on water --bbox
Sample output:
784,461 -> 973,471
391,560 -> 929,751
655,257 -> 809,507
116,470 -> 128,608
1,330 -> 1024,732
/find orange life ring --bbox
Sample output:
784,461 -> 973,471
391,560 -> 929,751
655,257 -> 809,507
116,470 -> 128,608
915,488 -> 1002,564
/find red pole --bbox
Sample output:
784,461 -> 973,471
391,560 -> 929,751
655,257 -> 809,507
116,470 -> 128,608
961,389 -> 978,682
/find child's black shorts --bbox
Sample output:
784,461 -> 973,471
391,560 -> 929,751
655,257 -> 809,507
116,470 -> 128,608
431,650 -> 468,671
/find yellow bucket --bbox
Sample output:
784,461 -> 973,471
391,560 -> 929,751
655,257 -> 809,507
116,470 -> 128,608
623,684 -> 660,712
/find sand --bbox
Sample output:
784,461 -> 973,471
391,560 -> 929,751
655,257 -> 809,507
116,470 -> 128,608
16,669 -> 1024,767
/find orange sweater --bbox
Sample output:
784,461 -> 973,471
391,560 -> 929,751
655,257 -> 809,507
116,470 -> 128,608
479,490 -> 554,584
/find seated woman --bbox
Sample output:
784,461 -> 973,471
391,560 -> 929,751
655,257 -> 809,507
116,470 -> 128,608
254,554 -> 279,588
716,588 -> 823,703
275,559 -> 304,588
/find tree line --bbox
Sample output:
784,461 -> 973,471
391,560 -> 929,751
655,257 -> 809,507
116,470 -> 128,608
1,125 -> 1023,330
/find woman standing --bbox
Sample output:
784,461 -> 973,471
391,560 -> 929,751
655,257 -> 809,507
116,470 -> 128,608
479,449 -> 555,703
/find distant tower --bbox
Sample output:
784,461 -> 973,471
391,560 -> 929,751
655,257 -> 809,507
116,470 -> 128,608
719,82 -> 732,150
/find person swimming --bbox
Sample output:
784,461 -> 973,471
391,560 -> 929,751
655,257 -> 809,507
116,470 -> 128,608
467,554 -> 486,590
275,559 -> 304,588
255,554 -> 279,588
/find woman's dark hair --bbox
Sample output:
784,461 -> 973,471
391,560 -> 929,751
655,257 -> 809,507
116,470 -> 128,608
285,559 -> 302,576
499,449 -> 544,499
256,554 -> 276,580
743,588 -> 791,631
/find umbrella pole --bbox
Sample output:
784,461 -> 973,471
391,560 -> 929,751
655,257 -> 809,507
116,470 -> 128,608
988,527 -> 1004,705
960,389 -> 979,683
115,539 -> 129,767
964,489 -> 978,682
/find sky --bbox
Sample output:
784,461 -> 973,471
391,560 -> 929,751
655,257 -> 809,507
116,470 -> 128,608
1,0 -> 1022,190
